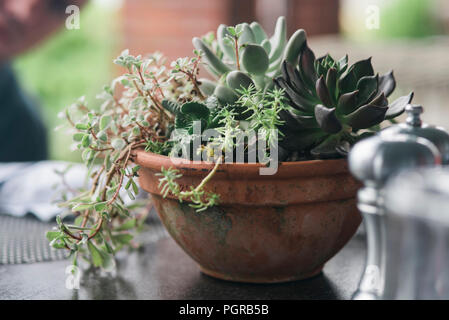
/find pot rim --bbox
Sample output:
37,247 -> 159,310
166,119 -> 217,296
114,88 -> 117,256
133,149 -> 349,179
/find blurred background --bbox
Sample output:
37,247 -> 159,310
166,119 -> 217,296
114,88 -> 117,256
9,0 -> 449,161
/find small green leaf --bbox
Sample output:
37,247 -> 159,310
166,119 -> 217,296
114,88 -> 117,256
180,102 -> 210,120
104,241 -> 114,254
111,138 -> 126,150
94,202 -> 108,212
74,215 -> 84,226
131,180 -> 139,195
112,233 -> 133,245
75,123 -> 89,130
50,239 -> 67,249
81,134 -> 91,148
87,240 -> 103,267
161,99 -> 181,115
132,165 -> 141,174
99,115 -> 112,130
127,190 -> 135,200
227,26 -> 237,37
73,133 -> 86,142
46,231 -> 61,242
115,219 -> 136,231
97,130 -> 108,142
132,126 -> 140,136
72,203 -> 94,211
131,97 -> 144,108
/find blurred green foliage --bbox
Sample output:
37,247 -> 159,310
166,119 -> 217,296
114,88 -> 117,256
377,0 -> 441,39
341,0 -> 442,41
13,2 -> 120,161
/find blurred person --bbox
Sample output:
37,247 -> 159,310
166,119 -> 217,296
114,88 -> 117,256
0,0 -> 86,162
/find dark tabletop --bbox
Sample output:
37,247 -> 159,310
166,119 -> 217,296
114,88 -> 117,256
0,232 -> 365,300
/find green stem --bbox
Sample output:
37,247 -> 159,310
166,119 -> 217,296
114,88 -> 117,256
193,156 -> 222,192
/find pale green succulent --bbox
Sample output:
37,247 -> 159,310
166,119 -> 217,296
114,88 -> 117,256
193,16 -> 306,107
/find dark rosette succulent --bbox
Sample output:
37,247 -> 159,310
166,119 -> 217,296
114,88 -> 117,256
274,41 -> 414,158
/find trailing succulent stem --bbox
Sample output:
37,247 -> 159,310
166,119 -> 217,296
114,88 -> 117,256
157,157 -> 222,212
48,50 -> 212,270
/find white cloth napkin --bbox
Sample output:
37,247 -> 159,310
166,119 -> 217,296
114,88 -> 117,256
0,161 -> 87,221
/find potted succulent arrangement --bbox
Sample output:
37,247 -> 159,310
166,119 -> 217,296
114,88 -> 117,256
47,16 -> 413,283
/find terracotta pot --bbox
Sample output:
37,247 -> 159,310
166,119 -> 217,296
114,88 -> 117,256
134,150 -> 362,283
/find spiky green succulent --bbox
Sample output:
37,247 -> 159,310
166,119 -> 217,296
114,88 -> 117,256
274,41 -> 414,158
193,16 -> 306,107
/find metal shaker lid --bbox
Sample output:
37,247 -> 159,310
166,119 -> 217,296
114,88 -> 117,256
381,105 -> 449,164
348,134 -> 440,188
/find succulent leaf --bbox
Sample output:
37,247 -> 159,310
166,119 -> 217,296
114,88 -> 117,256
250,22 -> 268,43
238,23 -> 256,45
314,104 -> 342,134
281,61 -> 316,101
269,16 -> 287,62
284,29 -> 307,66
198,78 -> 217,96
261,39 -> 271,54
316,76 -> 333,107
351,57 -> 375,79
385,92 -> 414,120
337,55 -> 349,75
279,128 -> 328,151
325,68 -> 338,103
192,37 -> 231,75
299,43 -> 317,88
345,103 -> 388,130
279,109 -> 318,130
335,140 -> 351,156
338,69 -> 357,95
378,71 -> 396,98
370,92 -> 388,107
339,57 -> 374,95
217,24 -> 236,61
337,90 -> 359,115
162,99 -> 181,115
310,136 -> 341,159
174,112 -> 191,130
226,71 -> 255,91
180,102 -> 210,120
241,44 -> 269,75
205,95 -> 219,111
274,77 -> 315,112
356,74 -> 378,106
214,84 -> 239,105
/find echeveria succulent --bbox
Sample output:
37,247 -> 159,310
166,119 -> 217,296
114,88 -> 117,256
192,17 -> 306,106
274,41 -> 414,158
